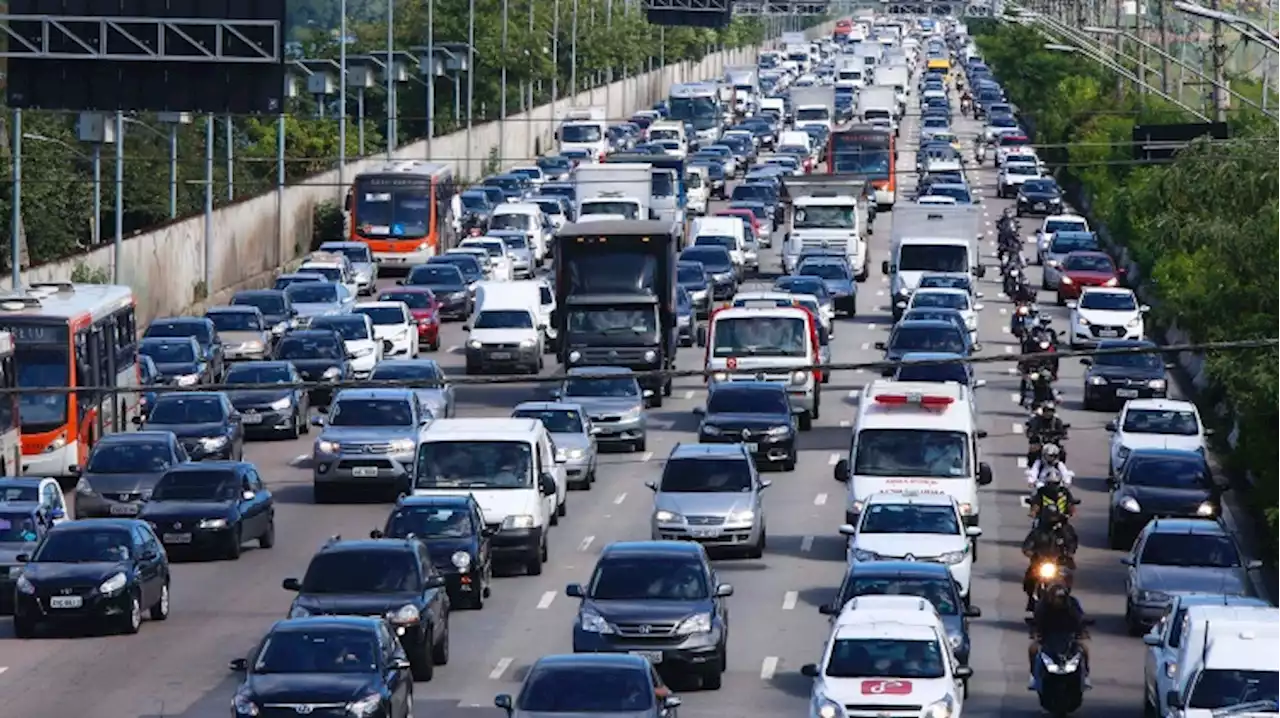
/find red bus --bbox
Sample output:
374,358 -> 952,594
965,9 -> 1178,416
828,125 -> 897,207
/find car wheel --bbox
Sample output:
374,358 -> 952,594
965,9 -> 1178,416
799,412 -> 813,431
526,543 -> 544,576
432,621 -> 450,665
313,484 -> 333,504
746,528 -> 765,559
558,498 -> 567,518
700,661 -> 724,690
225,526 -> 243,560
300,408 -> 311,434
13,615 -> 36,638
411,627 -> 435,681
260,519 -> 276,549
150,582 -> 171,621
783,455 -> 797,472
120,590 -> 142,635
288,413 -> 300,439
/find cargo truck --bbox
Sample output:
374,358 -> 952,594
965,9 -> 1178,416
780,174 -> 871,280
791,86 -> 837,133
883,205 -> 986,321
572,164 -> 652,223
857,86 -> 898,136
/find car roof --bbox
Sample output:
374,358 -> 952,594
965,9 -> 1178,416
333,388 -> 416,401
1064,250 -> 1111,259
1124,448 -> 1206,462
151,390 -> 223,402
566,366 -> 635,377
206,305 -> 259,314
668,443 -> 750,460
0,500 -> 42,514
1124,398 -> 1196,412
271,616 -> 384,632
52,518 -> 139,532
847,560 -> 955,578
894,319 -> 964,331
318,538 -> 419,554
396,494 -> 473,509
513,401 -> 586,413
140,335 -> 198,345
228,360 -> 293,371
1078,287 -> 1134,296
0,477 -> 44,489
1095,339 -> 1157,349
709,381 -> 788,395
532,653 -> 651,670
282,329 -> 343,339
96,431 -> 175,445
600,540 -> 705,558
1147,518 -> 1230,536
354,301 -> 407,311
148,316 -> 209,327
163,460 -> 247,475
864,490 -> 958,507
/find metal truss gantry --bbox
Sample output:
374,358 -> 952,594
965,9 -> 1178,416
733,0 -> 834,15
0,15 -> 281,63
643,0 -> 733,14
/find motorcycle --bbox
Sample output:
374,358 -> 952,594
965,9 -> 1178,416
1004,267 -> 1027,299
1011,304 -> 1039,340
975,140 -> 988,165
1028,631 -> 1089,716
1026,426 -> 1070,466
960,96 -> 972,117
1022,370 -> 1059,410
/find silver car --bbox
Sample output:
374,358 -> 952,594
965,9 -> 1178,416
512,401 -> 598,489
1122,517 -> 1262,634
205,305 -> 271,361
318,240 -> 379,295
552,367 -> 647,453
647,443 -> 769,558
311,388 -> 432,502
489,230 -> 536,279
369,359 -> 455,419
284,281 -> 355,327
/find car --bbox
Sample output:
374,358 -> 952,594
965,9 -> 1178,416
311,313 -> 382,378
285,280 -> 356,325
1107,448 -> 1224,548
1039,231 -> 1101,288
138,391 -> 245,461
553,367 -> 648,451
204,306 -> 271,362
1080,339 -> 1171,410
138,461 -> 274,559
230,289 -> 297,339
566,540 -> 732,689
370,359 -> 455,420
229,616 -> 415,716
1067,287 -> 1148,348
223,361 -> 311,439
11,519 -> 171,637
1122,518 -> 1263,635
138,336 -> 213,387
1016,177 -> 1064,216
271,329 -> 353,407
893,352 -> 986,390
354,301 -> 418,358
512,401 -> 598,489
772,275 -> 834,329
921,183 -> 973,204
143,316 -> 224,382
377,287 -> 442,351
917,271 -> 979,299
648,443 -> 770,557
875,320 -> 977,376
0,476 -> 70,523
796,257 -> 857,316
429,252 -> 488,286
535,155 -> 573,181
819,560 -> 981,666
318,240 -> 379,295
676,285 -> 697,347
373,494 -> 494,609
695,381 -> 797,470
494,654 -> 682,718
901,287 -> 983,343
716,207 -> 765,248
841,491 -> 982,595
404,263 -> 472,319
0,501 -> 56,613
485,172 -> 529,202
273,271 -> 326,291
899,307 -> 970,340
727,201 -> 774,244
75,431 -> 189,518
282,536 -> 451,680
487,230 -> 536,279
1034,214 -> 1091,264
1054,251 -> 1124,304
1106,398 -> 1211,474
311,388 -> 433,502
997,161 -> 1041,198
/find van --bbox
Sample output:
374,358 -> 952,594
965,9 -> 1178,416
472,280 -> 556,349
685,165 -> 710,216
647,121 -> 688,153
1164,610 -> 1280,717
691,216 -> 747,275
413,418 -> 566,575
463,296 -> 543,375
488,203 -> 552,264
778,130 -> 813,155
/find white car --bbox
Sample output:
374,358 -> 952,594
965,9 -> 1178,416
917,195 -> 958,205
310,313 -> 381,378
840,491 -> 981,596
459,238 -> 514,282
1066,288 -> 1148,348
902,287 -> 984,343
1004,150 -> 1044,174
1035,214 -> 1091,262
354,301 -> 417,358
997,162 -> 1042,198
1106,399 -> 1212,476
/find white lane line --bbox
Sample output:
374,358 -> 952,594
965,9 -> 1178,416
868,323 -> 877,330
641,451 -> 653,462
847,389 -> 858,398
761,656 -> 779,680
814,493 -> 828,506
876,289 -> 885,296
1001,325 -> 1010,333
1012,422 -> 1024,434
536,591 -> 557,609
1006,345 -> 1016,354
782,591 -> 799,610
839,419 -> 851,428
1016,456 -> 1028,469
1007,365 -> 1021,373
0,666 -> 7,675
579,535 -> 595,552
489,657 -> 514,680
861,342 -> 869,351
613,492 -> 627,505
1010,393 -> 1022,404
448,346 -> 463,354
800,535 -> 814,552
290,454 -> 309,466
683,390 -> 694,400
999,307 -> 1008,315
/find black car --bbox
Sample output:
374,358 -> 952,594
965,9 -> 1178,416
1016,178 -> 1064,216
496,654 -> 682,717
283,537 -> 451,681
677,260 -> 712,316
138,461 -> 274,559
1106,449 -> 1223,549
696,382 -> 797,470
403,264 -> 471,320
143,316 -> 225,382
230,288 -> 297,339
138,354 -> 160,419
75,431 -> 190,518
229,616 -> 414,718
1080,340 -> 1170,410
373,494 -> 493,610
11,518 -> 171,637
223,361 -> 311,439
535,155 -> 573,182
876,320 -> 974,375
138,336 -> 213,387
678,246 -> 736,300
819,560 -> 980,666
477,184 -> 509,209
460,188 -> 496,227
0,502 -> 55,614
567,540 -> 731,689
272,329 -> 353,407
138,391 -> 244,461
426,254 -> 486,286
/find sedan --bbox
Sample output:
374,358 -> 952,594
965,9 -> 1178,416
205,306 -> 271,362
377,287 -> 441,351
512,401 -> 598,489
552,367 -> 648,451
1016,178 -> 1064,216
1107,449 -> 1225,549
223,361 -> 310,439
695,381 -> 797,470
1080,339 -> 1170,410
1054,251 -> 1124,303
1106,398 -> 1211,476
495,654 -> 682,718
138,336 -> 213,387
370,359 -> 455,420
76,432 -> 188,518
876,320 -> 977,377
138,461 -> 274,559
138,391 -> 244,462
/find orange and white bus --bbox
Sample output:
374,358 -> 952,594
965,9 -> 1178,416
345,160 -> 458,270
829,125 -> 897,207
0,283 -> 139,479
0,332 -> 18,475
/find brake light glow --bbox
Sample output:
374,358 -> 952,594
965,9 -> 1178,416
875,393 -> 955,409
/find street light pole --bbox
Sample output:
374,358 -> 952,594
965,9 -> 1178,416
467,0 -> 476,178
387,0 -> 396,155
112,111 -> 123,283
427,0 -> 434,157
91,144 -> 101,247
570,0 -> 579,95
9,110 -> 21,290
338,0 -> 348,193
500,0 -> 509,166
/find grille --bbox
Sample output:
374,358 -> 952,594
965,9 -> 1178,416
577,347 -> 653,363
686,516 -> 725,526
728,372 -> 791,383
844,705 -> 923,718
111,492 -> 141,502
336,443 -> 396,454
261,706 -> 346,718
336,458 -> 394,470
484,343 -> 523,350
180,440 -> 203,452
614,620 -> 678,637
1089,325 -> 1124,338
800,238 -> 848,250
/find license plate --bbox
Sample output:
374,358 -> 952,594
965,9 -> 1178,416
109,504 -> 138,515
1098,329 -> 1120,337
1034,203 -> 1045,210
490,352 -> 512,360
690,527 -> 722,538
242,413 -> 263,424
163,533 -> 193,544
352,467 -> 379,478
49,596 -> 82,609
746,442 -> 759,452
630,650 -> 664,664
1116,389 -> 1139,398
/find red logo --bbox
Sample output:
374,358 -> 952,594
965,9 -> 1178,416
860,680 -> 912,695
726,357 -> 738,370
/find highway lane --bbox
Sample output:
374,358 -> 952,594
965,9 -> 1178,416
0,96 -> 1163,718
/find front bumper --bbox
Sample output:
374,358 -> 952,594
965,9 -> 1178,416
1017,198 -> 1063,215
874,188 -> 895,206
374,249 -> 434,267
562,457 -> 592,484
488,525 -> 542,562
437,297 -> 471,320
313,452 -> 415,489
466,345 -> 539,372
1084,381 -> 1167,408
76,492 -> 146,518
588,415 -> 647,444
1069,324 -> 1143,347
700,431 -> 795,464
832,293 -> 857,314
653,518 -> 762,548
1128,593 -> 1173,627
573,625 -> 723,672
151,519 -> 240,553
14,584 -> 136,625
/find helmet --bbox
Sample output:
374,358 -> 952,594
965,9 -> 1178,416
1042,444 -> 1062,461
1039,401 -> 1056,413
1048,583 -> 1070,602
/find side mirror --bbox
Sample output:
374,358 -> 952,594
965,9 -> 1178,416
759,480 -> 772,490
382,340 -> 394,353
565,583 -> 585,598
664,696 -> 682,709
834,458 -> 850,482
311,416 -> 326,426
140,549 -> 159,561
973,303 -> 985,311
800,663 -> 821,678
696,326 -> 707,347
954,666 -> 974,680
282,577 -> 302,591
966,526 -> 983,537
838,523 -> 857,536
1247,559 -> 1264,570
715,583 -> 734,597
1140,304 -> 1151,313
1080,358 -> 1093,366
495,694 -> 514,714
50,508 -> 65,520
645,480 -> 658,491
1143,634 -> 1162,646
14,553 -> 28,563
973,379 -> 987,388
692,406 -> 705,416
539,473 -> 557,496
1120,556 -> 1134,566
427,575 -> 447,588
1166,692 -> 1183,710
369,529 -> 385,539
977,463 -> 993,486
976,429 -> 988,439
131,415 -> 144,426
881,260 -> 890,274
229,658 -> 249,672
964,605 -> 982,618
461,324 -> 471,331
549,388 -> 562,400
874,341 -> 887,350
818,603 -> 838,616
395,279 -> 405,285
1105,420 -> 1117,432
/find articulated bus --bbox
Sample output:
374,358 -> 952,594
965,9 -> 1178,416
0,283 -> 139,479
345,160 -> 458,270
828,125 -> 897,207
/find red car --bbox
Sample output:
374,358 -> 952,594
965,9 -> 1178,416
377,287 -> 441,351
715,208 -> 762,240
1055,250 -> 1124,304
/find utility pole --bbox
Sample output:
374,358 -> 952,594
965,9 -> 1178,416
1135,0 -> 1147,96
1208,0 -> 1227,121
1114,0 -> 1125,99
1156,0 -> 1171,94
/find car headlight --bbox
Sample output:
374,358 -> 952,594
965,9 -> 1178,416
346,693 -> 382,718
288,604 -> 311,618
654,509 -> 682,523
815,698 -> 843,718
45,433 -> 68,453
897,287 -> 911,296
675,612 -> 712,635
449,291 -> 466,301
232,693 -> 260,716
389,439 -> 416,453
1117,446 -> 1132,461
579,609 -> 614,634
387,604 -> 420,625
271,322 -> 288,335
15,574 -> 34,595
566,448 -> 585,460
643,350 -> 658,363
519,339 -> 536,349
1089,376 -> 1108,386
1060,276 -> 1073,285
322,367 -> 342,379
712,371 -> 728,382
501,514 -> 535,530
177,373 -> 201,387
701,424 -> 723,436
317,440 -> 340,454
1148,379 -> 1166,390
98,572 -> 128,596
75,477 -> 94,495
727,509 -> 755,524
1103,277 -> 1119,287
568,350 -> 582,363
451,551 -> 472,570
353,346 -> 375,358
948,632 -> 964,649
766,425 -> 791,436
621,406 -> 643,420
467,339 -> 483,350
1127,318 -> 1142,328
1139,589 -> 1172,603
937,549 -> 967,565
1196,501 -> 1216,517
852,548 -> 882,562
1120,496 -> 1141,513
924,695 -> 956,718
200,435 -> 229,449
269,397 -> 292,411
1077,315 -> 1090,326
790,370 -> 808,385
199,518 -> 229,529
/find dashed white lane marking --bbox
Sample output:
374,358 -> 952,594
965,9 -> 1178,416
1006,345 -> 1016,354
448,346 -> 463,354
868,323 -> 877,330
536,591 -> 557,609
876,289 -> 885,296
800,535 -> 814,552
579,535 -> 595,552
683,390 -> 695,400
489,657 -> 514,680
1001,325 -> 1010,333
999,307 -> 1008,315
847,389 -> 858,398
289,454 -> 309,467
1007,365 -> 1021,373
1012,422 -> 1024,434
861,342 -> 869,350
641,451 -> 653,462
0,666 -> 7,675
814,493 -> 828,506
1017,456 -> 1029,469
839,419 -> 851,428
782,591 -> 799,610
760,656 -> 779,680
613,492 -> 627,505
1010,393 -> 1022,404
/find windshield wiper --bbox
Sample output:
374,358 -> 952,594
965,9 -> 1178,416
1211,700 -> 1280,716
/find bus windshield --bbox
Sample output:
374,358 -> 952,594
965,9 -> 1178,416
16,346 -> 68,432
669,95 -> 720,130
832,142 -> 891,176
354,186 -> 430,239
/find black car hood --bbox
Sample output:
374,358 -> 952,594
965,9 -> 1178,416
138,500 -> 237,521
141,421 -> 227,438
287,359 -> 345,378
23,560 -> 129,586
582,597 -> 709,623
1089,364 -> 1165,381
1123,485 -> 1214,513
155,362 -> 202,377
703,412 -> 791,430
228,389 -> 294,407
293,590 -> 420,617
244,673 -> 375,705
1019,190 -> 1060,201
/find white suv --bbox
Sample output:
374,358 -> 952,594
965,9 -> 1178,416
1067,287 -> 1148,348
1106,399 -> 1211,476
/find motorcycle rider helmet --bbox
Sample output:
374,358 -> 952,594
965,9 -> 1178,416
1047,583 -> 1070,604
1039,401 -> 1056,415
1042,444 -> 1062,463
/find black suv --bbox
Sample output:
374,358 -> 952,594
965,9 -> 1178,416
373,494 -> 494,610
696,381 -> 797,471
567,540 -> 732,690
283,537 -> 451,680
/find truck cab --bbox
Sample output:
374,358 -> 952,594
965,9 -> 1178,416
883,206 -> 984,321
556,107 -> 609,162
782,176 -> 870,281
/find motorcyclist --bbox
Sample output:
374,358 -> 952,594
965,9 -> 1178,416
1026,402 -> 1069,459
1028,583 -> 1091,690
1021,503 -> 1079,613
960,89 -> 973,117
1026,443 -> 1076,489
1010,303 -> 1036,339
1029,466 -> 1078,521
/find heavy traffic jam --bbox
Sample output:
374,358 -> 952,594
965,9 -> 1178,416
0,12 -> 1270,718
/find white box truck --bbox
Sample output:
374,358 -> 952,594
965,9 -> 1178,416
572,164 -> 652,222
556,106 -> 609,162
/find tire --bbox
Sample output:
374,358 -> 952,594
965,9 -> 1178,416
225,526 -> 243,560
526,541 -> 544,576
13,615 -> 35,638
782,456 -> 797,472
799,412 -> 813,431
550,506 -> 559,526
260,519 -> 276,549
313,485 -> 334,504
1124,602 -> 1144,636
634,438 -> 647,453
411,628 -> 435,681
432,621 -> 450,665
150,581 -> 171,621
288,413 -> 300,440
651,393 -> 663,408
300,409 -> 311,434
558,498 -> 567,517
746,529 -> 765,559
701,661 -> 724,690
120,590 -> 142,635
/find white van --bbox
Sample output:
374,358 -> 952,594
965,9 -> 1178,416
472,280 -> 556,349
489,203 -> 552,264
413,418 -> 566,575
464,298 -> 543,375
778,130 -> 813,155
1164,609 -> 1280,718
685,165 -> 710,216
691,216 -> 747,274
647,121 -> 688,154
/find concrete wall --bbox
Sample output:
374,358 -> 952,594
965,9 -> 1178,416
4,23 -> 835,326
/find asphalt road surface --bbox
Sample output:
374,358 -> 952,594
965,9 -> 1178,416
0,91 -> 1164,718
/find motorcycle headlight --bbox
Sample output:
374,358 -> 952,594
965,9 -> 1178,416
288,604 -> 311,618
654,509 -> 682,523
269,397 -> 292,411
924,695 -> 956,718
15,575 -> 34,594
346,693 -> 382,718
98,571 -> 128,596
233,694 -> 260,717
1196,501 -> 1216,517
451,551 -> 472,570
198,518 -> 228,529
675,612 -> 712,635
501,514 -> 535,530
1120,496 -> 1142,513
177,373 -> 201,387
1148,379 -> 1166,390
322,367 -> 342,379
387,604 -> 421,625
579,609 -> 614,634
937,549 -> 967,565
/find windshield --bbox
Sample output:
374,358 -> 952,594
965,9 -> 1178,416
775,277 -> 828,298
564,376 -> 639,398
1122,409 -> 1199,435
415,441 -> 533,489
1188,670 -> 1278,710
695,235 -> 737,251
371,363 -> 442,385
732,185 -> 770,203
253,629 -> 380,674
324,245 -> 371,264
147,396 -> 224,424
848,577 -> 959,615
1141,533 -> 1241,567
474,310 -> 533,330
0,511 -> 38,542
661,457 -> 753,493
378,291 -> 434,310
927,185 -> 971,202
898,245 -> 967,273
533,200 -> 564,216
707,388 -> 789,415
151,471 -> 237,501
1127,456 -> 1209,489
1095,348 -> 1163,369
895,360 -> 969,385
485,177 -> 521,193
146,322 -> 210,344
412,265 -> 467,287
302,550 -> 418,593
652,172 -> 675,198
678,264 -> 707,284
1049,233 -> 1097,253
140,341 -> 196,364
589,556 -> 709,600
460,194 -> 489,211
355,189 -> 429,239
275,336 -> 344,360
498,234 -> 529,250
300,266 -> 342,284
861,504 -> 960,534
15,346 -> 70,431
354,306 -> 406,326
912,292 -> 968,310
86,441 -> 172,473
1079,291 -> 1136,310
1064,255 -> 1114,273
1022,179 -> 1057,193
329,399 -> 414,427
1007,164 -> 1038,176
794,205 -> 856,229
233,293 -> 286,315
208,312 -> 261,332
34,529 -> 132,562
490,213 -> 531,231
286,284 -> 341,304
712,316 -> 807,357
799,263 -> 850,281
513,409 -> 584,434
890,326 -> 966,353
518,666 -> 653,713
312,318 -> 370,341
537,157 -> 571,172
919,275 -> 970,291
385,506 -> 473,539
824,639 -> 946,679
581,201 -> 639,219
681,249 -> 731,271
833,147 -> 890,175
669,95 -> 719,129
561,124 -> 603,143
854,429 -> 969,478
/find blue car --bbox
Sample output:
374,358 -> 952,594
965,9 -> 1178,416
796,256 -> 857,315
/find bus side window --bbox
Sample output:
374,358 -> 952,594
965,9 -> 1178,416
345,188 -> 354,215
0,355 -> 14,437
74,330 -> 93,418
113,307 -> 137,373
